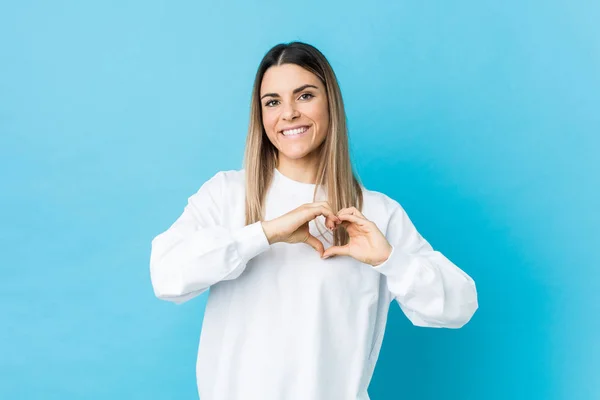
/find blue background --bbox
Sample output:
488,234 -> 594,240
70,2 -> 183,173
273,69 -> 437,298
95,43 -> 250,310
1,1 -> 598,399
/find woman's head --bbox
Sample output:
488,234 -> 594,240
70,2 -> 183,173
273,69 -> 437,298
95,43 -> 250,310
246,42 -> 349,171
244,41 -> 362,246
260,63 -> 329,164
255,42 -> 344,167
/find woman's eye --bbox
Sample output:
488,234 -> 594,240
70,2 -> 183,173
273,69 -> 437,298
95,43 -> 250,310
264,94 -> 312,107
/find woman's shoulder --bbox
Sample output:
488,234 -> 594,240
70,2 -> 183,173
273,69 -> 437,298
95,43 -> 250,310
362,184 -> 399,208
193,168 -> 245,197
201,167 -> 245,184
210,168 -> 246,186
360,185 -> 404,220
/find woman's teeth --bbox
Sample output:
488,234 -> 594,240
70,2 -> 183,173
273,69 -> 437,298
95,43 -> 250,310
282,126 -> 309,136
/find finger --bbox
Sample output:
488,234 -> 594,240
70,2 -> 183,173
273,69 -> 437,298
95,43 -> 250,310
308,202 -> 340,219
325,214 -> 342,230
308,201 -> 335,213
338,206 -> 365,218
322,244 -> 350,259
311,206 -> 342,226
296,207 -> 335,231
304,234 -> 325,256
337,213 -> 369,226
305,202 -> 342,230
336,220 -> 351,229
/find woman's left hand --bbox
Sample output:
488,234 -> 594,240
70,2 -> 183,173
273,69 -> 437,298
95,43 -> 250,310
322,207 -> 393,266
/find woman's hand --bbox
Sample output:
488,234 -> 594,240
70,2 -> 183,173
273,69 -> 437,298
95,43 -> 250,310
261,202 -> 341,257
323,207 -> 393,266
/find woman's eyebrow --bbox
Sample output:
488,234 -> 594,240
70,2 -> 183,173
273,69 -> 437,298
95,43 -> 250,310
260,84 -> 319,100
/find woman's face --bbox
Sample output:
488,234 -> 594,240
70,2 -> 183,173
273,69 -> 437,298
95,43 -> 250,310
260,64 -> 329,163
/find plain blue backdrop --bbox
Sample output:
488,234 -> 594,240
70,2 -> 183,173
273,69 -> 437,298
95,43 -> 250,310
1,1 -> 598,399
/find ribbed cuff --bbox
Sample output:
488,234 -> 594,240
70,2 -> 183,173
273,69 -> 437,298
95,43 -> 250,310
232,221 -> 271,263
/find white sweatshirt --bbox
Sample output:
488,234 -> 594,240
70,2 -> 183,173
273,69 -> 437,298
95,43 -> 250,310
150,167 -> 478,400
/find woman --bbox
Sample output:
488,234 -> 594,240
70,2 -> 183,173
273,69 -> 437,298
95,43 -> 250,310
150,41 -> 478,400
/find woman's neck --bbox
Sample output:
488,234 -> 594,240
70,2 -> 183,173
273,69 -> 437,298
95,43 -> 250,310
276,156 -> 320,185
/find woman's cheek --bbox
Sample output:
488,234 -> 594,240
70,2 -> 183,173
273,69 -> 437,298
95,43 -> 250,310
262,113 -> 277,136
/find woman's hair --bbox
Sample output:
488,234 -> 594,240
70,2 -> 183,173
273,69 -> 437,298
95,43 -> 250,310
243,41 -> 363,246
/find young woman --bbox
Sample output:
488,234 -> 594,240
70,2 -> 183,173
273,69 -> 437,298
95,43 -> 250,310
150,41 -> 478,400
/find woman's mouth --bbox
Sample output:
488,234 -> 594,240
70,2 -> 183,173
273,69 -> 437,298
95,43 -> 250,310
280,125 -> 310,138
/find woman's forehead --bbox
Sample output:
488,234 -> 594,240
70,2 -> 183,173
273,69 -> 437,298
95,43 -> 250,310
260,64 -> 322,93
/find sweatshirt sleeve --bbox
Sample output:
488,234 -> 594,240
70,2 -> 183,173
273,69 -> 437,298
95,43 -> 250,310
372,201 -> 478,328
149,171 -> 271,304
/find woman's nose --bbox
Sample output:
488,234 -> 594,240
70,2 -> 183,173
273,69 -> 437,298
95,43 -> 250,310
281,103 -> 300,120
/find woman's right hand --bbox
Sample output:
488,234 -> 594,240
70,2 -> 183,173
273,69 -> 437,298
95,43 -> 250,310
261,202 -> 341,257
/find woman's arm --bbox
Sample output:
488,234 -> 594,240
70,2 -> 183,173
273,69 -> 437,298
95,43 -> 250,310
373,202 -> 478,328
149,172 -> 270,304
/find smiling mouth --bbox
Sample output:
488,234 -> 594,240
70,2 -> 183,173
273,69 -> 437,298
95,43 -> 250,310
280,126 -> 310,137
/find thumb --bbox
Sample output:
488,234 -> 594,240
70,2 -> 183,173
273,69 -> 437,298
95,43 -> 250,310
322,244 -> 350,259
304,235 -> 325,257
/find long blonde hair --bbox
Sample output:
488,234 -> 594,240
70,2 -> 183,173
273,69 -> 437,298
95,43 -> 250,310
243,41 -> 363,247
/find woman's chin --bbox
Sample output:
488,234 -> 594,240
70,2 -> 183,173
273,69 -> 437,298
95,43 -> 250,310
278,149 -> 317,161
